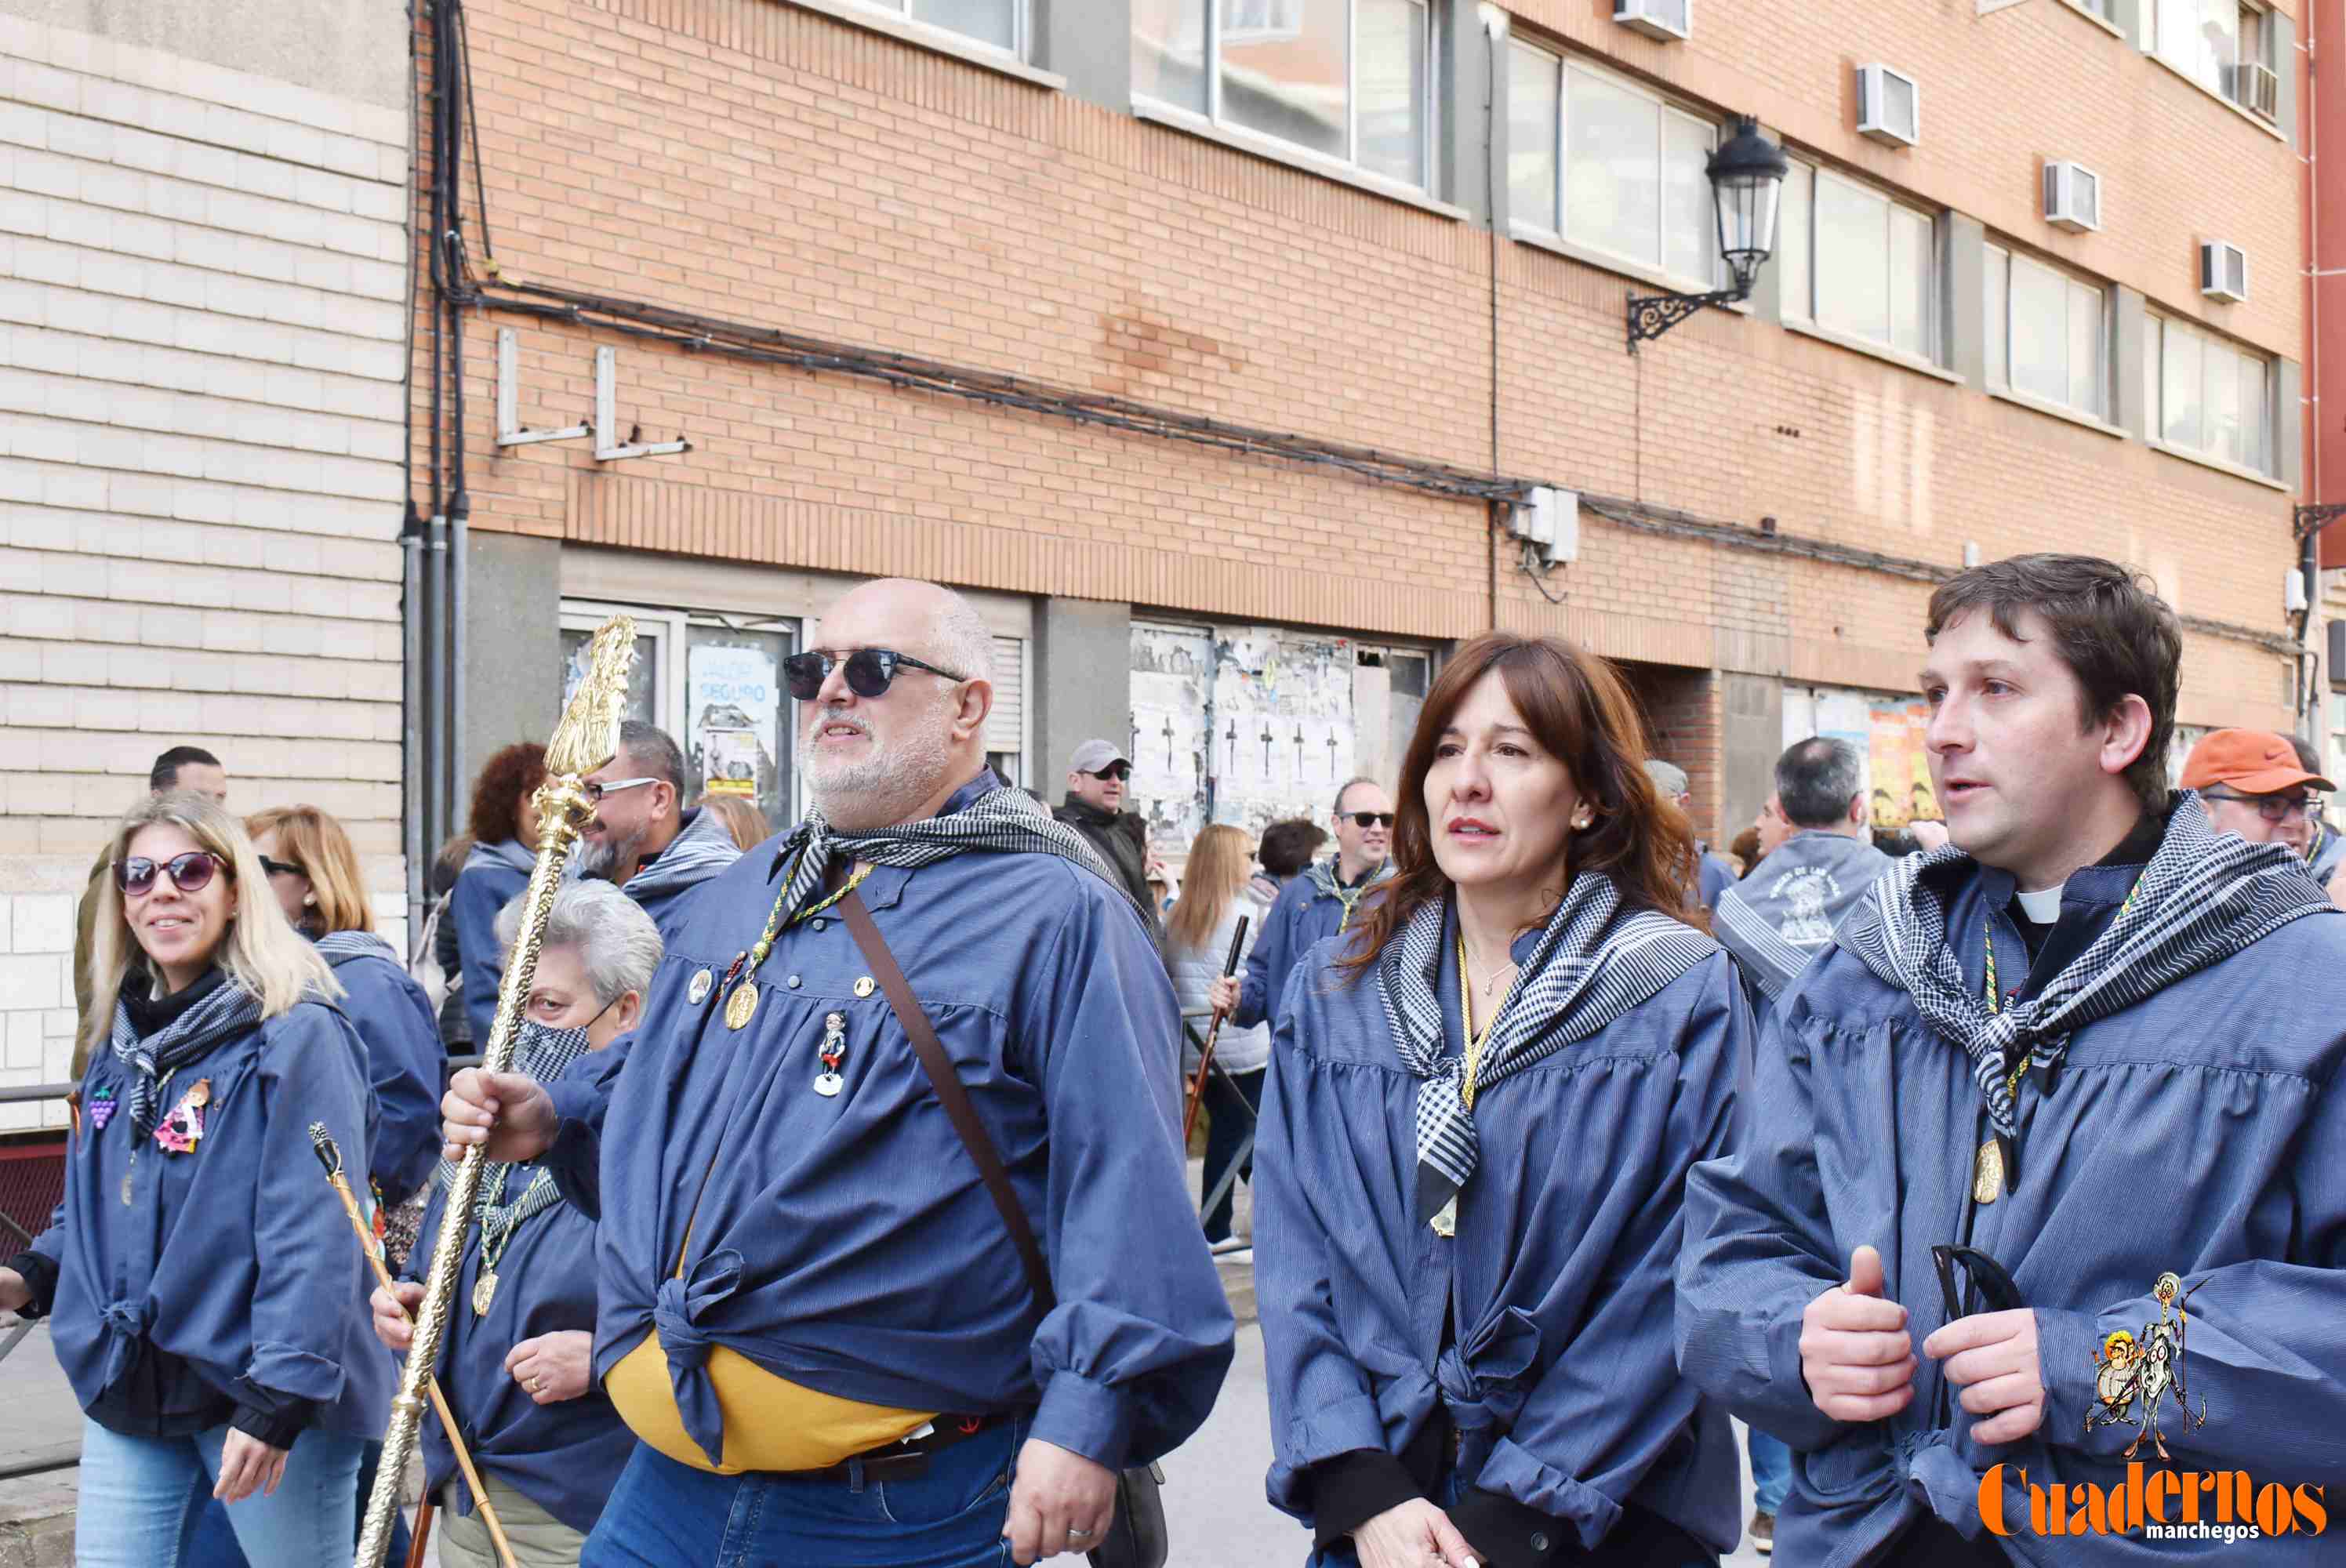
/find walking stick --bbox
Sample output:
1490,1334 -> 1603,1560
403,1501 -> 436,1568
311,1127 -> 519,1568
1182,916 -> 1249,1145
361,613 -> 634,1568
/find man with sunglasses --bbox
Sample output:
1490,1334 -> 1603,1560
439,577 -> 1231,1568
1209,776 -> 1393,1034
574,720 -> 743,944
2178,729 -> 2331,856
1053,740 -> 1164,942
1679,555 -> 2346,1565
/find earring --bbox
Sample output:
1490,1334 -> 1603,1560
303,892 -> 316,906
1572,811 -> 1593,830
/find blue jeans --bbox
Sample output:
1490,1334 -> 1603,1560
1747,1427 -> 1792,1514
74,1417 -> 365,1568
583,1416 -> 1026,1568
183,1438 -> 412,1566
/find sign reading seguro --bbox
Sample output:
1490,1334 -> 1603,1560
1978,1464 -> 2326,1544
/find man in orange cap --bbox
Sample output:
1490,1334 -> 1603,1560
2178,729 -> 2333,853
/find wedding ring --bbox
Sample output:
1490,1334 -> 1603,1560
1069,1528 -> 1099,1541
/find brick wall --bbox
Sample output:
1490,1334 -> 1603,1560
438,0 -> 2301,754
0,10 -> 411,1123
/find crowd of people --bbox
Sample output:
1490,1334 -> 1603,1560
5,556 -> 2345,1567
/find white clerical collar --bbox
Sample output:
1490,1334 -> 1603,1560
2014,884 -> 2065,924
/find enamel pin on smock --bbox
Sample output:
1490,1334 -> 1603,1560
87,1085 -> 117,1132
853,977 -> 876,999
154,1079 -> 212,1154
815,1012 -> 848,1097
687,968 -> 714,1006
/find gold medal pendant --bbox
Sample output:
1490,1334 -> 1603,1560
472,1269 -> 499,1317
1972,1138 -> 2004,1205
724,982 -> 759,1031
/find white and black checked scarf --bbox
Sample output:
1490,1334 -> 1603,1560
314,929 -> 400,968
109,971 -> 262,1138
1303,856 -> 1390,927
1382,873 -> 1716,1221
771,780 -> 1144,926
596,804 -> 741,905
430,1021 -> 593,1244
1838,797 -> 2331,1184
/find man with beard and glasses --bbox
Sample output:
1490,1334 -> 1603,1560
438,577 -> 1232,1568
1208,776 -> 1394,1036
576,720 -> 742,942
1678,554 -> 2346,1566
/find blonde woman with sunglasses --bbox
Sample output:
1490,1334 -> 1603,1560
0,793 -> 391,1566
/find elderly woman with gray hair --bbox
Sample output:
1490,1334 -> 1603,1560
372,880 -> 660,1567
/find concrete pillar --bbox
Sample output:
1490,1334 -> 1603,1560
1720,673 -> 1784,854
1943,212 -> 1987,387
460,532 -> 565,808
2112,287 -> 2150,440
1034,0 -> 1131,114
1035,597 -> 1133,799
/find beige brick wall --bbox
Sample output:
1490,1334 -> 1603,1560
0,10 -> 410,1122
441,0 -> 2303,788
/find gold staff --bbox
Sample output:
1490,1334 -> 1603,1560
357,615 -> 637,1566
310,1125 -> 518,1568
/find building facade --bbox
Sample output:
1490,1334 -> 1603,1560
430,0 -> 2310,878
0,0 -> 412,1131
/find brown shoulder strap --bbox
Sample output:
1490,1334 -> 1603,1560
840,888 -> 1056,1313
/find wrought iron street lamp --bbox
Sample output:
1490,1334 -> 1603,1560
1627,115 -> 1790,352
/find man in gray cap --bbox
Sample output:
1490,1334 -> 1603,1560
1646,757 -> 1738,909
1056,739 -> 1162,938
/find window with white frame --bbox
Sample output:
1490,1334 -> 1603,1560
1774,158 -> 1937,361
1983,245 -> 2108,418
852,0 -> 1022,54
1131,0 -> 1435,189
2148,0 -> 2272,103
2142,314 -> 2272,472
1507,43 -> 1721,289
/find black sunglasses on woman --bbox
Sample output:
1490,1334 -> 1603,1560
118,852 -> 229,896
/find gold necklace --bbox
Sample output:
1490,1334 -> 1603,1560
1454,927 -> 1513,1112
722,858 -> 875,1030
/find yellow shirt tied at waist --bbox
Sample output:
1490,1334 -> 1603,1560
607,1332 -> 937,1474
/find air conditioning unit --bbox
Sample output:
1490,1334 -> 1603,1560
2200,240 -> 2249,303
1856,64 -> 1920,147
2043,162 -> 2101,233
2228,60 -> 2280,122
1509,487 -> 1580,567
1614,0 -> 1690,42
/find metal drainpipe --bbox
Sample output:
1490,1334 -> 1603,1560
401,510 -> 425,954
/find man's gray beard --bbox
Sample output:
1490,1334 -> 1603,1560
575,823 -> 644,880
800,703 -> 953,828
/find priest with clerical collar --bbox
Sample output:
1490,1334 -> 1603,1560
1680,554 -> 2346,1566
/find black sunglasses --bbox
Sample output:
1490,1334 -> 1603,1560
259,855 -> 304,878
118,851 -> 228,897
1086,762 -> 1131,782
783,648 -> 968,702
1342,812 -> 1396,829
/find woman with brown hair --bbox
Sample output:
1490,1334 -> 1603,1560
699,792 -> 772,853
1255,633 -> 1748,1568
452,743 -> 547,1045
1163,822 -> 1277,1254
